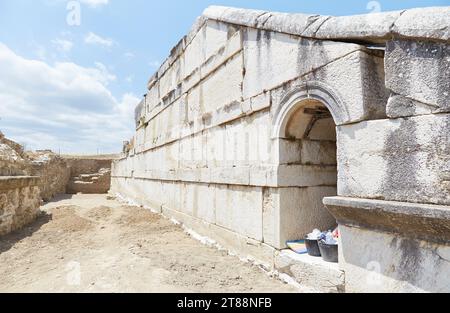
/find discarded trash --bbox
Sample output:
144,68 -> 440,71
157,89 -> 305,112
332,227 -> 340,239
307,229 -> 322,240
286,240 -> 308,255
320,231 -> 338,246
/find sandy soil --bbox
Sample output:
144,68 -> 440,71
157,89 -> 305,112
0,194 -> 299,293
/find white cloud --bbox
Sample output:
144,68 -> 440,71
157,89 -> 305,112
52,38 -> 74,52
0,42 -> 139,154
84,32 -> 115,47
79,0 -> 109,8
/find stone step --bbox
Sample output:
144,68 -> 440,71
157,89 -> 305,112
274,250 -> 345,293
66,168 -> 111,195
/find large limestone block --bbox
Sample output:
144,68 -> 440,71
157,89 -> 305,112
277,165 -> 337,187
202,6 -> 266,28
385,40 -> 450,117
339,225 -> 450,293
215,185 -> 263,241
203,6 -> 450,43
337,114 -> 450,205
180,183 -> 216,224
300,140 -> 337,166
270,50 -> 387,127
146,81 -> 160,114
200,53 -> 244,115
263,186 -> 337,249
144,97 -> 185,150
186,52 -> 243,122
392,7 -> 450,41
314,11 -> 403,42
274,250 -> 345,293
179,132 -> 208,170
111,157 -> 133,178
199,29 -> 243,81
303,50 -> 387,123
158,57 -> 184,102
184,20 -> 235,79
243,28 -> 361,100
275,139 -> 302,165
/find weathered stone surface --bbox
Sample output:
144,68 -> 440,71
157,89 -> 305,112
0,132 -> 30,176
337,114 -> 450,205
242,28 -> 362,100
113,5 -> 450,294
337,225 -> 450,293
274,250 -> 345,293
314,11 -> 403,42
385,40 -> 450,115
387,94 -> 435,118
392,7 -> 450,41
0,177 -> 41,236
215,185 -> 263,241
65,157 -> 114,195
264,187 -> 337,249
270,50 -> 387,128
203,6 -> 450,43
202,5 -> 267,28
67,168 -> 111,195
324,197 -> 450,244
27,151 -> 71,201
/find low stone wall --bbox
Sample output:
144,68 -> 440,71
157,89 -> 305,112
0,176 -> 41,236
0,132 -> 30,176
64,157 -> 112,176
27,152 -> 71,202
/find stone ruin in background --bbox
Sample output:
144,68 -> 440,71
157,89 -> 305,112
0,131 -> 114,236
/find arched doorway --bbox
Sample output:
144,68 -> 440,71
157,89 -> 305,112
271,84 -> 341,248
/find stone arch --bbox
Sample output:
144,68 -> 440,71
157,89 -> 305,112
269,81 -> 341,248
272,81 -> 349,139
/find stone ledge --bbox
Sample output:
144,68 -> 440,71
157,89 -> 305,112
274,250 -> 345,293
0,176 -> 41,191
203,6 -> 450,43
115,164 -> 336,188
323,197 -> 450,244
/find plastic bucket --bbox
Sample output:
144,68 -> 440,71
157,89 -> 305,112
318,241 -> 339,263
305,238 -> 322,257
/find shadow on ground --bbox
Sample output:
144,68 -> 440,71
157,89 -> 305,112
0,212 -> 52,254
45,194 -> 74,204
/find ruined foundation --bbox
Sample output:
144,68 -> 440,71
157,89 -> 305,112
109,6 -> 449,292
0,176 -> 41,236
65,157 -> 113,194
0,133 -> 115,236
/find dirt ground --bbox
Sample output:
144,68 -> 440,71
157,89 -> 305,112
0,194 -> 299,293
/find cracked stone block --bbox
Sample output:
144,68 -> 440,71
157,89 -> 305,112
385,39 -> 450,115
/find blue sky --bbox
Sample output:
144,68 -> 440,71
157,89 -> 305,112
0,0 -> 448,154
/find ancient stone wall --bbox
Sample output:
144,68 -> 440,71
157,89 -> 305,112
0,176 -> 41,236
0,132 -> 29,176
64,157 -> 113,194
112,10 -> 390,252
112,6 -> 450,292
26,151 -> 71,202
